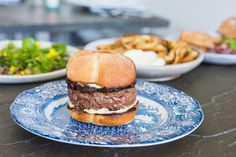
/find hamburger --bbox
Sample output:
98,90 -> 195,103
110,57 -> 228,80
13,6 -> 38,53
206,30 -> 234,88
218,17 -> 236,39
215,17 -> 236,54
66,50 -> 138,126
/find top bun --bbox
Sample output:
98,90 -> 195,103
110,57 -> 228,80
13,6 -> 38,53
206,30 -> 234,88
66,50 -> 136,88
218,17 -> 236,39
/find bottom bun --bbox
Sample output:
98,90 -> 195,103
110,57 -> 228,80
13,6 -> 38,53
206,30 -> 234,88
68,104 -> 138,126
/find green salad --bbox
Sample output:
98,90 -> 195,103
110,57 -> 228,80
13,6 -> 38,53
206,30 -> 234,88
0,38 -> 68,75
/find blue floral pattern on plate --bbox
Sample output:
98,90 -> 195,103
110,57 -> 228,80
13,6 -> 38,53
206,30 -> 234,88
10,80 -> 204,147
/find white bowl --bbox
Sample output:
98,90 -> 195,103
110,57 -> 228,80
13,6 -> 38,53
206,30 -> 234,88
84,38 -> 204,81
165,33 -> 236,65
0,40 -> 78,84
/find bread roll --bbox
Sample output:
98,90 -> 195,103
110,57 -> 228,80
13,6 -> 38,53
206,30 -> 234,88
67,50 -> 136,88
68,104 -> 138,126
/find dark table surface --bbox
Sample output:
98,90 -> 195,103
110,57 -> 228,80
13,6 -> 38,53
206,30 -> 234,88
0,64 -> 236,157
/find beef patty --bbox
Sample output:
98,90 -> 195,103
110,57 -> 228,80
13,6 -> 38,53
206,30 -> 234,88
68,88 -> 136,111
67,79 -> 136,111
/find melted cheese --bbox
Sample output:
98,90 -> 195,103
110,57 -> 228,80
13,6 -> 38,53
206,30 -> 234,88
68,99 -> 138,114
87,83 -> 102,88
84,99 -> 138,114
77,82 -> 102,89
68,101 -> 75,108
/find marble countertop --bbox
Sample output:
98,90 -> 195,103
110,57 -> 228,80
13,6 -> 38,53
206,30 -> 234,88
0,64 -> 236,157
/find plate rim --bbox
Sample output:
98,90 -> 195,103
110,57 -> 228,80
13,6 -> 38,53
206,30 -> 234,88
10,80 -> 204,147
204,52 -> 236,58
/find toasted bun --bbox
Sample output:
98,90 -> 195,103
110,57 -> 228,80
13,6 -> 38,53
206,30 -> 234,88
68,105 -> 138,126
67,50 -> 136,88
218,17 -> 236,39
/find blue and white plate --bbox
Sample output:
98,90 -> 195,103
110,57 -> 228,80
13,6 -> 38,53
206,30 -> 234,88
10,80 -> 204,147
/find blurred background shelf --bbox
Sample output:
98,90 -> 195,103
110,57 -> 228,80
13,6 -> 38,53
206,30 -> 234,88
0,1 -> 169,46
